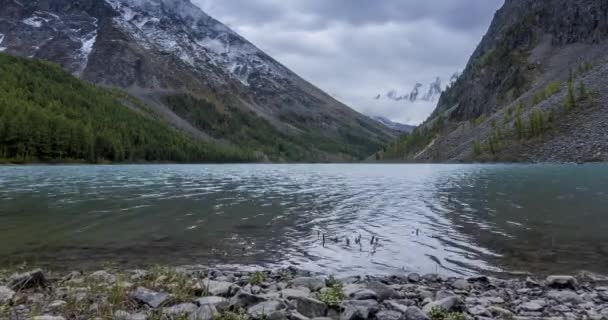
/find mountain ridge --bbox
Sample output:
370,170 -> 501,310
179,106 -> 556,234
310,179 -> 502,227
0,0 -> 395,162
379,0 -> 608,163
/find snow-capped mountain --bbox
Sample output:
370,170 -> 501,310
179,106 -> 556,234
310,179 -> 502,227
0,0 -> 395,160
375,73 -> 460,103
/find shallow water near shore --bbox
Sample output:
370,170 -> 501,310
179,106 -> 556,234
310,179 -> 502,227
1,164 -> 607,277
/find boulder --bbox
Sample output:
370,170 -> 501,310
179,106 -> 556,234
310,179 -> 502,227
376,310 -> 403,320
130,287 -> 172,308
547,290 -> 583,304
488,306 -> 514,319
451,279 -> 470,291
519,300 -> 545,312
290,296 -> 327,318
33,316 -> 66,320
48,300 -> 67,309
90,270 -> 117,283
203,279 -> 237,297
248,300 -> 287,319
384,300 -> 410,313
366,281 -> 398,301
189,305 -> 218,320
163,303 -> 198,316
290,277 -> 326,292
468,305 -> 491,317
422,296 -> 464,314
8,269 -> 47,290
340,300 -> 379,320
113,310 -> 148,320
351,289 -> 378,301
0,286 -> 15,304
403,307 -> 430,320
195,296 -> 228,309
435,290 -> 455,301
230,290 -> 266,309
407,273 -> 421,283
546,275 -> 578,290
281,287 -> 311,299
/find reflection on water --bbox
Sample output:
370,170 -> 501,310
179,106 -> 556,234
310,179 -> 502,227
0,164 -> 607,276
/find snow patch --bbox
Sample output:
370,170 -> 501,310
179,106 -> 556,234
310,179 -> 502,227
22,16 -> 48,28
76,19 -> 98,75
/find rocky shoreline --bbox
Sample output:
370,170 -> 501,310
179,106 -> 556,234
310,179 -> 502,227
1,266 -> 607,320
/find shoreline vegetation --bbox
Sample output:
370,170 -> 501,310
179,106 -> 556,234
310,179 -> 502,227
1,265 -> 607,320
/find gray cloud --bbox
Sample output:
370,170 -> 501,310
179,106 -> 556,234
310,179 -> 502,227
194,0 -> 504,125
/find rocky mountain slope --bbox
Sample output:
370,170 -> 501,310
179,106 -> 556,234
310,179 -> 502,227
380,0 -> 608,163
0,0 -> 395,162
369,116 -> 414,133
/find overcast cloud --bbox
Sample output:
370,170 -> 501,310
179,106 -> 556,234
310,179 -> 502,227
193,0 -> 504,125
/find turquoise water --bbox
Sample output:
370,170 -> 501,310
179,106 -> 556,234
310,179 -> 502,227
1,164 -> 607,276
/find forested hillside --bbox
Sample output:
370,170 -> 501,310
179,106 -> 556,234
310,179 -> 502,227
0,54 -> 253,163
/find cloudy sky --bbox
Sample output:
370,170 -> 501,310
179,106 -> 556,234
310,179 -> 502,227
193,0 -> 504,125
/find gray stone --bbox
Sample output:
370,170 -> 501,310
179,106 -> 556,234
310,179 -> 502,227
451,279 -> 470,291
289,311 -> 311,320
366,281 -> 398,301
248,300 -> 287,319
189,305 -> 218,320
422,274 -> 439,283
547,290 -> 583,303
48,300 -> 67,309
90,270 -> 117,283
351,289 -> 378,301
282,287 -> 311,299
376,310 -> 403,320
0,286 -> 15,304
113,310 -> 148,320
230,290 -> 266,309
403,306 -> 430,320
546,275 -> 578,290
290,296 -> 327,318
195,296 -> 228,309
422,296 -> 464,314
33,316 -> 66,320
163,303 -> 198,316
407,273 -> 421,283
519,301 -> 544,312
8,269 -> 47,290
340,300 -> 379,320
525,277 -> 540,288
130,287 -> 172,308
290,277 -> 326,292
487,306 -> 514,319
203,279 -> 236,297
435,290 -> 455,301
384,300 -> 410,313
468,305 -> 491,317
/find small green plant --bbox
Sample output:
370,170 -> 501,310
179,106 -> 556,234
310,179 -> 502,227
428,307 -> 466,320
565,80 -> 576,111
473,139 -> 482,156
250,271 -> 266,285
318,279 -> 344,307
213,309 -> 247,320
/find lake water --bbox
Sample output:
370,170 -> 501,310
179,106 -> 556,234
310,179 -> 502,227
1,164 -> 607,277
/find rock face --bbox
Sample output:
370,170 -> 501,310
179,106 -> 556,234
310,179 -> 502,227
0,0 -> 394,162
380,0 -> 608,163
130,287 -> 172,308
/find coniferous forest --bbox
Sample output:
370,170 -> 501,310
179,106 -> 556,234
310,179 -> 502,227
0,54 -> 254,163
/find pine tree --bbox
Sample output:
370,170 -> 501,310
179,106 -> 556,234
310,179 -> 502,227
565,80 -> 576,111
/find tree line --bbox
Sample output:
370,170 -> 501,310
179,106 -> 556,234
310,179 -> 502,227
0,53 -> 253,163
